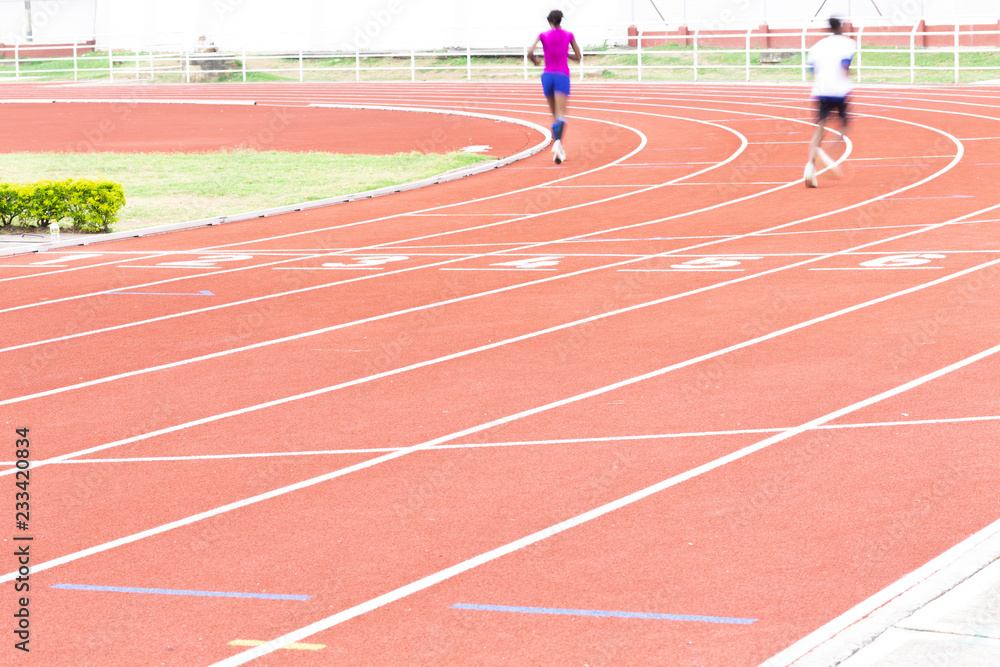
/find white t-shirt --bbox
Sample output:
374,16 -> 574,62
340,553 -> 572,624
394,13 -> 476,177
807,33 -> 856,98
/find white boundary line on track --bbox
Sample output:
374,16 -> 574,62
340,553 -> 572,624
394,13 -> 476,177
0,250 -> 338,287
10,413 -> 995,466
3,253 -> 999,588
0,98 -> 258,106
210,340 -> 1000,666
0,101 -> 552,260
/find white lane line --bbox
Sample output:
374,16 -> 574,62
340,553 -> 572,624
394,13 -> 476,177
29,253 -> 103,265
3,255 -> 999,603
849,156 -> 955,160
35,449 -> 401,463
0,103 -> 928,354
810,267 -> 944,271
0,252 -> 335,314
269,267 -> 385,271
617,161 -> 721,165
404,213 -> 517,216
0,128 -> 974,426
753,220 -> 994,237
439,268 -> 559,272
538,184 -> 654,188
19,413 -> 998,465
674,181 -> 792,185
211,341 -> 1000,666
0,251 -> 180,285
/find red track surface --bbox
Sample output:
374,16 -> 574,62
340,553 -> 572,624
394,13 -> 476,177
1,81 -> 998,666
0,102 -> 536,155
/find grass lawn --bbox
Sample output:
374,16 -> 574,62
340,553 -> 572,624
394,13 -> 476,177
0,150 -> 493,232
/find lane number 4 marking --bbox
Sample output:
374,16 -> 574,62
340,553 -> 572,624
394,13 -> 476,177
669,256 -> 763,269
492,256 -> 564,269
322,255 -> 410,268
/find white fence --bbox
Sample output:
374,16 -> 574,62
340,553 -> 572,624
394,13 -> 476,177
2,24 -> 1000,86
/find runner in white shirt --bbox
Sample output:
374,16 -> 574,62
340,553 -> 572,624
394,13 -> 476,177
804,17 -> 856,188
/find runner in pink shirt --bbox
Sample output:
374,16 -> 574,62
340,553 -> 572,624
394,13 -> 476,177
528,10 -> 581,164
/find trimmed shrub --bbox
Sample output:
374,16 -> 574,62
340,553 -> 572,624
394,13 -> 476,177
23,180 -> 69,227
65,179 -> 126,232
0,178 -> 126,232
0,183 -> 28,227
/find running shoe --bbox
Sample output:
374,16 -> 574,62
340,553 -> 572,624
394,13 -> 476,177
553,140 -> 566,164
804,161 -> 818,188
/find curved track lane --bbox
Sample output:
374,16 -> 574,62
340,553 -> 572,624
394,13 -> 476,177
0,82 -> 998,666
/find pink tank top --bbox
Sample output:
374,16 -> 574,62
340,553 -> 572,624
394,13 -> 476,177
540,29 -> 574,76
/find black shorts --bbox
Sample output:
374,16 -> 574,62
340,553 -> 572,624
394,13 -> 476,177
816,96 -> 849,123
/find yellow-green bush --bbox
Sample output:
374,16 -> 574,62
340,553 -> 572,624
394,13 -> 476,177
0,178 -> 125,232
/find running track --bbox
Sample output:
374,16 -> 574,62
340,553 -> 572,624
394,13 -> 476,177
1,81 -> 999,666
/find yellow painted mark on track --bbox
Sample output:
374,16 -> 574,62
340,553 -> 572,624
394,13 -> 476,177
228,639 -> 326,651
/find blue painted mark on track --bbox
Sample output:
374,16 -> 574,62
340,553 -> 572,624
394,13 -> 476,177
105,290 -> 214,296
52,584 -> 310,600
451,603 -> 756,624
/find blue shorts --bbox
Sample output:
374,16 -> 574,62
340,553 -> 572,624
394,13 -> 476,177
541,72 -> 571,98
816,96 -> 849,123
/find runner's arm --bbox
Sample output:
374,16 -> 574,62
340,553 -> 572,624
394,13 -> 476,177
528,35 -> 542,66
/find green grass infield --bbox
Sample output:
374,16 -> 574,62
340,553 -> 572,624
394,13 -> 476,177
0,150 -> 494,232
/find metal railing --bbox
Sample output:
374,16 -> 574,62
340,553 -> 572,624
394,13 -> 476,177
2,23 -> 999,85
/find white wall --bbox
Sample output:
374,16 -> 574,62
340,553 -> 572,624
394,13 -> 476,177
2,0 -> 998,49
0,0 -> 97,44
